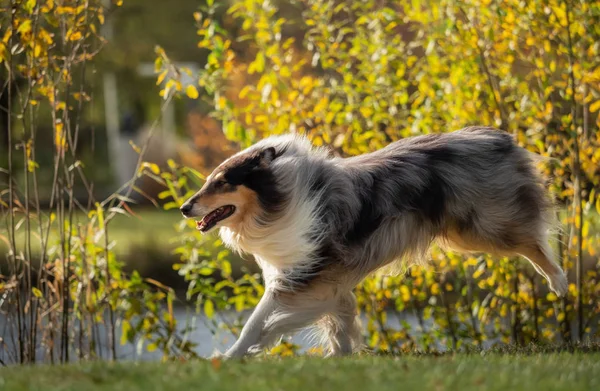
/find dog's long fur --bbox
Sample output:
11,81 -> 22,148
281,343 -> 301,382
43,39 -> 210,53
180,127 -> 568,358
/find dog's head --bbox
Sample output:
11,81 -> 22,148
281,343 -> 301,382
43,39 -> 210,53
180,145 -> 285,233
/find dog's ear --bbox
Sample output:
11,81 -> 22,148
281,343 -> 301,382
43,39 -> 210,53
259,147 -> 277,165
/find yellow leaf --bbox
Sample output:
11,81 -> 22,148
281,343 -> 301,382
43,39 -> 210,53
96,202 -> 105,231
27,159 -> 38,172
239,86 -> 251,99
156,70 -> 168,86
18,20 -> 32,34
589,100 -> 600,113
204,300 -> 215,319
141,162 -> 160,175
186,85 -> 199,99
32,287 -> 42,298
68,31 -> 82,41
254,115 -> 268,123
129,140 -> 141,154
55,122 -> 66,150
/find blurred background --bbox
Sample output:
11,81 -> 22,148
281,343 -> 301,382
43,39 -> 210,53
1,0 -> 245,288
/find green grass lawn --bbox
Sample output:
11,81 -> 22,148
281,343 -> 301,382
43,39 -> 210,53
2,354 -> 599,391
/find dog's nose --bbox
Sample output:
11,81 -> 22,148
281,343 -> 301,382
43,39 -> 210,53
180,203 -> 193,215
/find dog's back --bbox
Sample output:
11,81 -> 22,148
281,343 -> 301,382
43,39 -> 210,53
340,126 -> 548,242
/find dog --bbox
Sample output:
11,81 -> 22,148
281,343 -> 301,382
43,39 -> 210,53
180,126 -> 568,358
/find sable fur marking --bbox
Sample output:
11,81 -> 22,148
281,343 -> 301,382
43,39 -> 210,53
180,127 -> 568,358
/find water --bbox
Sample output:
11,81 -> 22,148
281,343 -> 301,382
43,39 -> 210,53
110,307 -> 427,360
0,306 -> 425,363
7,304 -> 570,363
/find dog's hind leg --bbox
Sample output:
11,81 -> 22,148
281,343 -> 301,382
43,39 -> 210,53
444,227 -> 568,297
518,241 -> 568,297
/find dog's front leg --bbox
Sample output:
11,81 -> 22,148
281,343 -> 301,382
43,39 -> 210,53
223,289 -> 279,358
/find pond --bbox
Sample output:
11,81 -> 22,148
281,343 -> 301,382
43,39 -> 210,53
0,306 -> 427,363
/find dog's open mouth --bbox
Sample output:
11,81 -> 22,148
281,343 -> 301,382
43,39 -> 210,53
196,205 -> 236,233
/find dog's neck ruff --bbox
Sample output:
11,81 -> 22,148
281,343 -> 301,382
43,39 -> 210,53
218,134 -> 332,278
220,191 -> 325,275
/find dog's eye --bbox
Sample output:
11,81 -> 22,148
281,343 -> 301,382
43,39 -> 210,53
214,180 -> 227,188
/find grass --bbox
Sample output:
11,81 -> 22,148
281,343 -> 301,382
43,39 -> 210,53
1,353 -> 599,391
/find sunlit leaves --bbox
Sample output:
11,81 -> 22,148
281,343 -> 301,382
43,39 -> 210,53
186,85 -> 199,99
144,0 -> 600,354
204,299 -> 215,318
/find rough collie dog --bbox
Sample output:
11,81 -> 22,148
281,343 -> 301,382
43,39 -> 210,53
180,127 -> 568,358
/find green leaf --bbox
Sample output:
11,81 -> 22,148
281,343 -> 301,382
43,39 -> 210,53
199,267 -> 214,276
163,201 -> 179,211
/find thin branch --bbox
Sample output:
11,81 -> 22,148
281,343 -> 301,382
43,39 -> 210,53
563,0 -> 584,342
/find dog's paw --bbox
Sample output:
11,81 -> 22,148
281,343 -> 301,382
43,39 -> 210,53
549,272 -> 569,297
209,349 -> 228,360
247,344 -> 263,356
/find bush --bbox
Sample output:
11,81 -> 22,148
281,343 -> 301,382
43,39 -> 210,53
0,0 -> 195,364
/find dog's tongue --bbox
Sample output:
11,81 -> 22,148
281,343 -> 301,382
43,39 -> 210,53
195,206 -> 233,233
196,209 -> 220,232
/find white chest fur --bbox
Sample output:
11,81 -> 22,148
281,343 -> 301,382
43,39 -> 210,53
219,196 -> 323,273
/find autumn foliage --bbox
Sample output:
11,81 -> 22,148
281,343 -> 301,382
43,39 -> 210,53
159,0 -> 600,352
